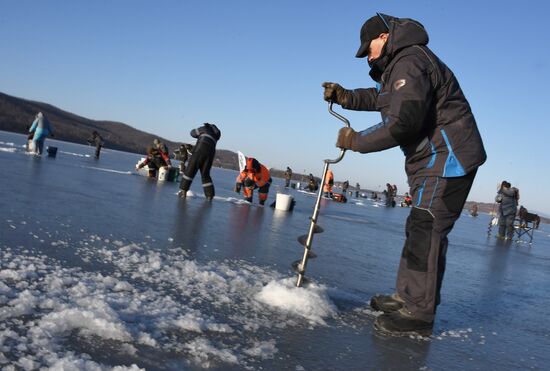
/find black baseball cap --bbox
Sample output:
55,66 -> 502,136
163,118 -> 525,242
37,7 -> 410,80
355,13 -> 390,58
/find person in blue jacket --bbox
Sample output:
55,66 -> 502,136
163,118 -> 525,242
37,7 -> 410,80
323,13 -> 486,336
29,112 -> 54,155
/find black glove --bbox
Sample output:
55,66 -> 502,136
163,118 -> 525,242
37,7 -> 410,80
336,127 -> 357,150
322,82 -> 351,106
235,183 -> 242,193
244,177 -> 255,189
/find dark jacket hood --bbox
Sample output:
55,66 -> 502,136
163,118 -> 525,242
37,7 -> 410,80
381,14 -> 429,57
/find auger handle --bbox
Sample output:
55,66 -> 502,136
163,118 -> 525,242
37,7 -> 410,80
325,102 -> 351,164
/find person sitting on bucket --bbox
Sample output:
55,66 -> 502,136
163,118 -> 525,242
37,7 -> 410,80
153,138 -> 172,167
401,192 -> 412,207
307,174 -> 318,192
235,158 -> 272,205
136,147 -> 169,178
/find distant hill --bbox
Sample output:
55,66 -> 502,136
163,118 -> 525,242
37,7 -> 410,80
0,91 -> 239,169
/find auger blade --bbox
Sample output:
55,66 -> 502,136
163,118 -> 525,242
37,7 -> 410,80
311,223 -> 324,233
297,235 -> 308,246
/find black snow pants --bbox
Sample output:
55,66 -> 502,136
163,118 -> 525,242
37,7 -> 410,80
179,142 -> 215,198
396,170 -> 476,322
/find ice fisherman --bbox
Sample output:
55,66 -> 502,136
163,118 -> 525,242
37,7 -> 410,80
173,143 -> 193,173
28,112 -> 54,155
495,181 -> 519,240
307,174 -> 318,192
284,167 -> 293,188
385,183 -> 396,207
87,131 -> 104,159
401,192 -> 412,207
322,13 -> 486,336
178,123 -> 221,200
235,157 -> 272,205
153,138 -> 172,167
136,147 -> 169,178
342,180 -> 349,195
323,169 -> 334,198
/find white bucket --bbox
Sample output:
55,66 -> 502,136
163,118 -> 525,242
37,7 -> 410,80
275,193 -> 293,211
158,167 -> 169,181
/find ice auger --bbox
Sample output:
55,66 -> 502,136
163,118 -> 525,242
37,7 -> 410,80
293,102 -> 350,287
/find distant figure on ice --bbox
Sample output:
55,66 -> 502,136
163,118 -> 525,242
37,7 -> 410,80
470,203 -> 478,217
323,169 -> 334,198
385,183 -> 396,207
355,182 -> 360,198
342,180 -> 349,195
307,174 -> 318,192
371,191 -> 378,200
136,147 -> 169,178
153,138 -> 172,167
284,167 -> 293,188
178,123 -> 221,200
173,143 -> 193,173
518,205 -> 540,229
28,112 -> 54,155
495,181 -> 519,240
323,13 -> 486,336
235,157 -> 272,205
25,124 -> 35,152
87,131 -> 104,159
401,192 -> 412,207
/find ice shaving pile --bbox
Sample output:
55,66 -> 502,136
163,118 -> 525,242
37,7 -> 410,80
0,226 -> 337,369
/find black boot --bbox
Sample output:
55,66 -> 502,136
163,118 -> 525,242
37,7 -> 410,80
374,308 -> 433,337
370,293 -> 404,313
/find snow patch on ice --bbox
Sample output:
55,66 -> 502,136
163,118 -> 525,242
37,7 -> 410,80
0,234 -> 337,369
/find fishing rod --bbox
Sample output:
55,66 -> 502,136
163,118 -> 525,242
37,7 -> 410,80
293,102 -> 350,287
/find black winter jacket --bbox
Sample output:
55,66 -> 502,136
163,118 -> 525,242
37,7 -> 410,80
496,187 -> 518,217
191,123 -> 221,150
344,15 -> 486,179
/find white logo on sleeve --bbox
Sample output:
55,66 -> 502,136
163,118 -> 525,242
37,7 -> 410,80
394,79 -> 406,90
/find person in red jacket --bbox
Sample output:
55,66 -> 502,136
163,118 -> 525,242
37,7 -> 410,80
153,138 -> 172,167
235,158 -> 272,205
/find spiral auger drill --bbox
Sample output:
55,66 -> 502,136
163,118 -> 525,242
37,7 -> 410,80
293,102 -> 351,287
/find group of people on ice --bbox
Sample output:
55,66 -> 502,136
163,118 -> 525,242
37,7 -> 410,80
26,111 -> 105,159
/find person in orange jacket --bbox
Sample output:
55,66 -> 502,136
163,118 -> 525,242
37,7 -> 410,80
323,169 -> 334,198
235,157 -> 272,205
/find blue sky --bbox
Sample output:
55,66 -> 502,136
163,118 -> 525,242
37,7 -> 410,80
1,0 -> 549,213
